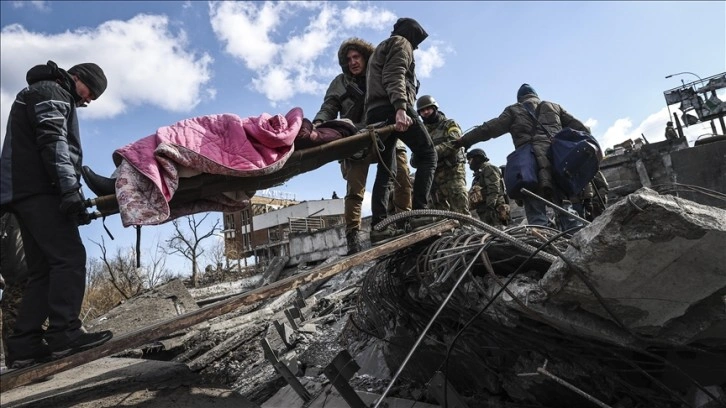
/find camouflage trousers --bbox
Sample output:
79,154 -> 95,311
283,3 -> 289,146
476,206 -> 503,227
341,148 -> 412,232
431,164 -> 469,215
1,283 -> 24,359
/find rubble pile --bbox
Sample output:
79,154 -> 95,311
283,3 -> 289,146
346,188 -> 726,407
5,189 -> 724,408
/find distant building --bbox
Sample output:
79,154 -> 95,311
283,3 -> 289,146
222,195 -> 345,267
600,137 -> 726,210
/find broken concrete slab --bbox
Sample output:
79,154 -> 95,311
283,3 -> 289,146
85,279 -> 199,337
259,256 -> 289,287
0,357 -> 259,408
541,187 -> 726,343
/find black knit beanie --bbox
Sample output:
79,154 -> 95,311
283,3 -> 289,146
517,83 -> 537,102
68,63 -> 107,99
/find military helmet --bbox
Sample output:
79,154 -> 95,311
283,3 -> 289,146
416,95 -> 438,112
466,148 -> 488,161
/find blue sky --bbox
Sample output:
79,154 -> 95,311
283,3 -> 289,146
1,1 -> 724,273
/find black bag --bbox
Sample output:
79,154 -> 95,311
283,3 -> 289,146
504,143 -> 539,200
550,128 -> 602,196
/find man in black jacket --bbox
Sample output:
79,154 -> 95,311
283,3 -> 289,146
0,60 -> 113,368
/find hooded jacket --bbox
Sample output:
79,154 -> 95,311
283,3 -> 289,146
313,38 -> 375,127
365,18 -> 428,115
0,61 -> 83,205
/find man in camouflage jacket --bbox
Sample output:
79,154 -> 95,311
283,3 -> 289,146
313,38 -> 412,255
415,95 -> 468,214
455,84 -> 588,227
466,149 -> 508,226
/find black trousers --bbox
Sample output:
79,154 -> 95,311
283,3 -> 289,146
7,194 -> 86,354
367,105 -> 436,225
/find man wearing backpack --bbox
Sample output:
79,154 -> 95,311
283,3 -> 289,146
454,84 -> 589,228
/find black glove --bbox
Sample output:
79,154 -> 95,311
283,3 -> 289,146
59,188 -> 86,219
453,137 -> 473,151
76,210 -> 92,226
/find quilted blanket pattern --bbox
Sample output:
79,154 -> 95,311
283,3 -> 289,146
112,108 -> 303,226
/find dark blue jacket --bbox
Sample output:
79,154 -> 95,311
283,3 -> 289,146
1,61 -> 83,205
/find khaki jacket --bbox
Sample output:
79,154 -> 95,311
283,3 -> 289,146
461,96 -> 588,149
365,35 -> 418,114
313,38 -> 375,127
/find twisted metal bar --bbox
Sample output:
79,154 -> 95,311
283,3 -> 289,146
375,208 -> 558,264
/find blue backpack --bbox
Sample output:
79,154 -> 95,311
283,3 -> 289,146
523,103 -> 602,198
549,128 -> 602,197
503,143 -> 539,200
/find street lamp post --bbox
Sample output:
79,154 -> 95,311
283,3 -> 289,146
665,71 -> 704,84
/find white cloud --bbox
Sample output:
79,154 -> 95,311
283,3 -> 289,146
341,5 -> 396,29
209,1 -> 285,70
416,45 -> 446,78
599,106 -> 712,150
584,118 -> 598,132
251,68 -> 295,104
209,1 -> 438,105
0,15 -> 213,141
12,1 -> 49,11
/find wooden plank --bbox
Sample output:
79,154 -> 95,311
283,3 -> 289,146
0,219 -> 457,391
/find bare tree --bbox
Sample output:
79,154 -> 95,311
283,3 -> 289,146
166,213 -> 220,287
203,237 -> 227,283
91,237 -> 144,299
81,258 -> 126,322
142,238 -> 176,289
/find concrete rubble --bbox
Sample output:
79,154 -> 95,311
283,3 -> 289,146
541,187 -> 726,345
2,189 -> 725,408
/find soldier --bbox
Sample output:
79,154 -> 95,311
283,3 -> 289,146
313,38 -> 412,254
415,95 -> 469,214
466,149 -> 509,226
664,121 -> 678,141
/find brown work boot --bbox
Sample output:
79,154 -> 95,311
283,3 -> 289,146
346,230 -> 362,255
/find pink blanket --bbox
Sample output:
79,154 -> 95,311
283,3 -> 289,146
112,108 -> 303,226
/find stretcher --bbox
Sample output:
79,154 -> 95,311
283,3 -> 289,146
84,124 -> 395,220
